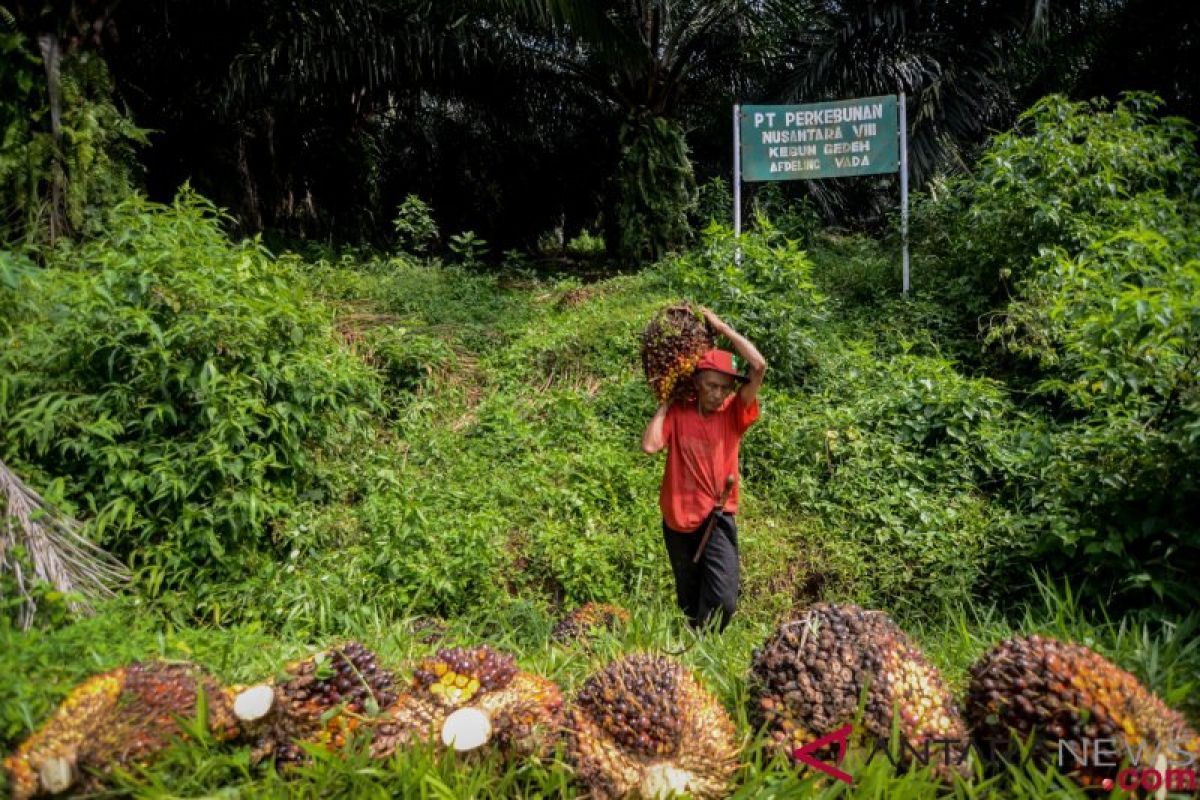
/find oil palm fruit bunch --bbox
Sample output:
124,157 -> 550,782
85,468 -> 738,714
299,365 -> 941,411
551,602 -> 632,643
640,303 -> 714,405
566,653 -> 738,799
475,671 -> 565,758
371,646 -> 560,760
369,691 -> 447,758
966,634 -> 1200,791
3,662 -> 239,800
411,645 -> 518,706
371,644 -> 516,756
749,603 -> 969,781
248,641 -> 397,768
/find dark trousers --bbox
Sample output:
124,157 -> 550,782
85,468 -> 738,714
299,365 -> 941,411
662,512 -> 740,632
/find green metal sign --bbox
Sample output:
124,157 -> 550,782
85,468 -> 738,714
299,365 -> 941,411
740,95 -> 899,182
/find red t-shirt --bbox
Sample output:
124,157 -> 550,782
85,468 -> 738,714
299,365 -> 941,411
659,392 -> 760,532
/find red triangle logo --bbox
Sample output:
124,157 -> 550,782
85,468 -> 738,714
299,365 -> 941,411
792,724 -> 854,785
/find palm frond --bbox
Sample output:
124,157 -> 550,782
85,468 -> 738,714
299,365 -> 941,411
1,458 -> 129,629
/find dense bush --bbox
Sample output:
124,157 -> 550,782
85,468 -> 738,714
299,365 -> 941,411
740,343 -> 1043,615
748,184 -> 824,247
807,231 -> 900,307
912,93 -> 1198,315
913,93 -> 1200,606
662,221 -> 825,386
0,191 -> 382,594
999,223 -> 1200,603
966,94 -> 1195,276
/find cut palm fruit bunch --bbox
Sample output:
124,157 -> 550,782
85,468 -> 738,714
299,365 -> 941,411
412,644 -> 517,706
551,602 -> 632,643
566,653 -> 738,799
441,708 -> 492,751
640,303 -> 715,405
371,645 -> 562,760
247,641 -> 397,768
967,634 -> 1200,791
473,671 -> 564,758
371,690 -> 446,758
3,662 -> 239,800
749,603 -> 970,781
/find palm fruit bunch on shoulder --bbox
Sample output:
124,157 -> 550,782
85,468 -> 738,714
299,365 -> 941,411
372,644 -> 550,759
640,303 -> 714,405
551,602 -> 632,644
3,662 -> 239,800
967,634 -> 1200,792
249,641 -> 397,768
749,603 -> 969,781
566,653 -> 738,799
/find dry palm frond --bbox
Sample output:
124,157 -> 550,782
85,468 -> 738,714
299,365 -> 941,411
0,458 -> 129,629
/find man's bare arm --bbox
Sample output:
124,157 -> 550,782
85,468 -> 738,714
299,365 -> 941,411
701,308 -> 767,405
642,402 -> 670,454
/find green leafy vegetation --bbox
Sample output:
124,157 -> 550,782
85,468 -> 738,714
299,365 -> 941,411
0,32 -> 145,244
914,94 -> 1200,606
392,195 -> 439,254
614,114 -> 698,263
0,192 -> 382,598
664,221 -> 824,386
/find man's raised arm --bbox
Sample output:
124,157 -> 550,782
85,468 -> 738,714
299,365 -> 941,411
701,308 -> 767,405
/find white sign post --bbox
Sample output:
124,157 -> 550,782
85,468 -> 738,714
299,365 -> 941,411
899,92 -> 909,295
733,103 -> 742,238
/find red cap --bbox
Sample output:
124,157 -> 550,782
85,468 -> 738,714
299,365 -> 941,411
694,348 -> 748,382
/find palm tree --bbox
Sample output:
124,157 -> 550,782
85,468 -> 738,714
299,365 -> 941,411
508,0 -> 763,261
758,0 -> 1018,218
4,0 -> 122,242
107,0 -> 615,247
175,0 -> 451,238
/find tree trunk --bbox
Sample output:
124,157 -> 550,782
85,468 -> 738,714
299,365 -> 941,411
236,128 -> 264,231
37,31 -> 70,243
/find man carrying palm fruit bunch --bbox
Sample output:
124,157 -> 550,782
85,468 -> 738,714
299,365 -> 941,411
641,307 -> 766,633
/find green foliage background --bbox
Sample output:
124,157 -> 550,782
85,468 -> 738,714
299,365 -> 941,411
614,114 -> 698,264
0,33 -> 146,243
913,94 -> 1200,603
